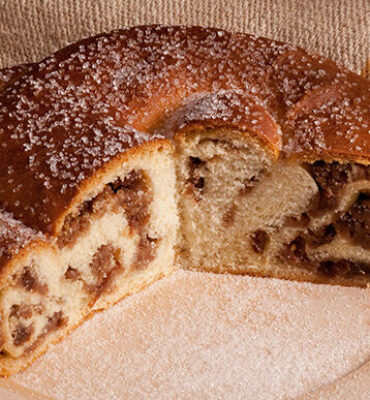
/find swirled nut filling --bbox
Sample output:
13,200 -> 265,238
335,193 -> 370,250
276,162 -> 370,280
58,169 -> 152,248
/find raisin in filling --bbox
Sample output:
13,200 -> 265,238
64,266 -> 80,280
186,156 -> 206,200
280,236 -> 309,266
334,193 -> 370,250
250,230 -> 269,253
239,176 -> 259,195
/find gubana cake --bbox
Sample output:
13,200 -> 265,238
0,25 -> 369,376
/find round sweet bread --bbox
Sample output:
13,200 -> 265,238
0,25 -> 369,376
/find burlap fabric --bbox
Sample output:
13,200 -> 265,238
0,0 -> 369,77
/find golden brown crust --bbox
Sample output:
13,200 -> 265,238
152,90 -> 282,158
0,25 -> 368,270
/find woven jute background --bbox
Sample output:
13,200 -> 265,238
0,0 -> 369,77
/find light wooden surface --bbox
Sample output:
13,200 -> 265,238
0,271 -> 368,399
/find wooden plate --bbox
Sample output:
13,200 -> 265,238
0,270 -> 369,399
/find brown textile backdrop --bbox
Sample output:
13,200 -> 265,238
0,0 -> 369,77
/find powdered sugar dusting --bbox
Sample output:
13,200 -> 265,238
6,271 -> 370,399
0,26 -> 290,232
0,210 -> 44,269
0,25 -> 368,235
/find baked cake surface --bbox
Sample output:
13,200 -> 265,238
0,25 -> 369,375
